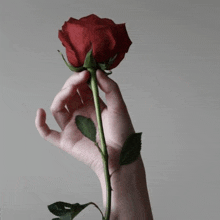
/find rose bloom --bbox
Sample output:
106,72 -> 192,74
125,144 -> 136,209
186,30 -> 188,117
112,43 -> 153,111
58,14 -> 132,70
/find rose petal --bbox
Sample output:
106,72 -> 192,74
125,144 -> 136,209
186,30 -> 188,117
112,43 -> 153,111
80,14 -> 116,27
79,14 -> 101,25
115,23 -> 132,53
64,22 -> 92,66
58,14 -> 132,70
67,17 -> 79,24
58,30 -> 72,50
91,26 -> 117,63
62,21 -> 69,32
65,48 -> 82,67
101,18 -> 116,26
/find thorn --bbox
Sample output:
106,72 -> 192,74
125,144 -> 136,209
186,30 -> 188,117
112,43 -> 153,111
109,168 -> 120,179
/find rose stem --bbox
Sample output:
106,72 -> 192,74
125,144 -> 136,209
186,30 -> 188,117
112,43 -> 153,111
88,68 -> 112,220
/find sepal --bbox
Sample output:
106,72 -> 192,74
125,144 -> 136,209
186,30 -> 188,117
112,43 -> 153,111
97,54 -> 117,71
83,48 -> 97,69
58,50 -> 85,72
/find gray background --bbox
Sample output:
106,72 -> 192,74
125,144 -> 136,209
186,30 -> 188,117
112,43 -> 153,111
1,0 -> 220,219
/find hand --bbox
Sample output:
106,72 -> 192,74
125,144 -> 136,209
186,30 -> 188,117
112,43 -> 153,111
35,69 -> 135,178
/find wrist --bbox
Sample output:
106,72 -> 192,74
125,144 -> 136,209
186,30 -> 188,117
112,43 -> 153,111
98,155 -> 153,220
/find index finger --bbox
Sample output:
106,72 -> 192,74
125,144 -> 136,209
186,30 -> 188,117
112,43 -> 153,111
96,69 -> 127,114
62,70 -> 90,90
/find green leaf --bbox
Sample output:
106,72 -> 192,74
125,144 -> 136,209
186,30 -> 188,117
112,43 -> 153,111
48,202 -> 73,216
75,115 -> 96,142
58,50 -> 85,72
83,47 -> 97,69
59,212 -> 74,220
119,132 -> 142,165
48,201 -> 93,220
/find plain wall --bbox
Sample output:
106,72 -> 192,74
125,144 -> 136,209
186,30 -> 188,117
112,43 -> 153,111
1,0 -> 220,219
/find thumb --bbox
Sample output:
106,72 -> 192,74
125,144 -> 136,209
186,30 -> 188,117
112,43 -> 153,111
96,69 -> 127,113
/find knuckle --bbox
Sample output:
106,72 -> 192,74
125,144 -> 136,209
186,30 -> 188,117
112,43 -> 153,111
60,138 -> 71,153
49,105 -> 53,112
59,138 -> 65,150
111,81 -> 119,89
112,101 -> 128,115
38,129 -> 47,140
107,81 -> 119,93
50,105 -> 56,114
115,105 -> 127,115
34,118 -> 38,127
42,133 -> 48,140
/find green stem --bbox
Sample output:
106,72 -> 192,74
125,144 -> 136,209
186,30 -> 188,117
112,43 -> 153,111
95,142 -> 105,160
88,68 -> 112,220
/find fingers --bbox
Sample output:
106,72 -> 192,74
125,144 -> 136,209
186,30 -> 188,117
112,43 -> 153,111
51,71 -> 90,129
35,108 -> 61,147
77,82 -> 107,109
50,86 -> 76,129
77,83 -> 93,104
96,69 -> 127,114
62,70 -> 90,89
65,92 -> 82,115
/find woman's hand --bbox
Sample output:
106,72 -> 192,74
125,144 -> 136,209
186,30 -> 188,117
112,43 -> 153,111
35,69 -> 135,178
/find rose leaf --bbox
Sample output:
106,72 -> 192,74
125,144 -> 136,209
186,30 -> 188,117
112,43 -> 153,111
48,201 -> 73,217
75,115 -> 96,143
119,132 -> 142,165
48,201 -> 93,220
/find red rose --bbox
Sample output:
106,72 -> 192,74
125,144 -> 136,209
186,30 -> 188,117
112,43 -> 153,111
58,14 -> 132,70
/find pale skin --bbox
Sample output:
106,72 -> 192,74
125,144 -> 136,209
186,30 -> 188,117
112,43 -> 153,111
35,69 -> 153,219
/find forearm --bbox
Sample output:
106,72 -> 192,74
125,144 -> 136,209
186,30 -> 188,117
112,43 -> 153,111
98,155 -> 153,220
